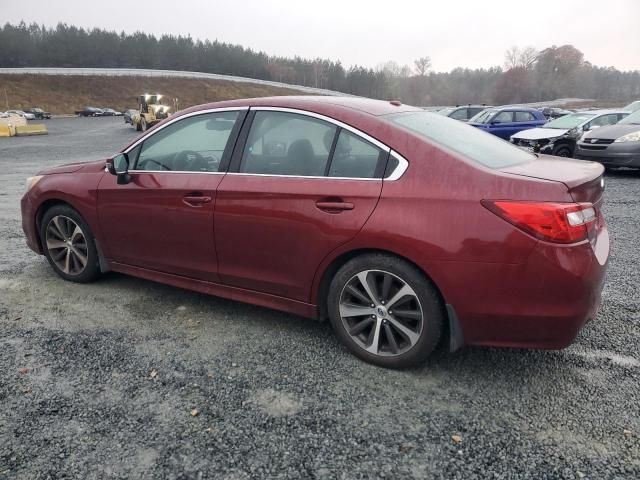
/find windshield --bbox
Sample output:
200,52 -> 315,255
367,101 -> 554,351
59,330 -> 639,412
623,101 -> 640,112
437,107 -> 455,116
387,111 -> 534,169
468,109 -> 496,124
619,109 -> 640,125
544,113 -> 595,129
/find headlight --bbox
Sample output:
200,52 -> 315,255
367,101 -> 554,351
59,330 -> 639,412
614,131 -> 640,143
25,175 -> 43,192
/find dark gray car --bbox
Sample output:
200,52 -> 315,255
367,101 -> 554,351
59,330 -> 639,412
574,109 -> 640,169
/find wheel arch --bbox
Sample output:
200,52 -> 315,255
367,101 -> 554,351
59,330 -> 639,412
315,247 -> 448,321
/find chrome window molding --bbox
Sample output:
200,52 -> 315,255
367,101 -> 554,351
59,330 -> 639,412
387,151 -> 409,181
226,172 -> 380,181
249,106 -> 390,153
119,105 -> 410,180
123,106 -> 248,154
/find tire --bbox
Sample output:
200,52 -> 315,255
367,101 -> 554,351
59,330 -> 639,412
552,145 -> 572,157
40,205 -> 100,283
140,117 -> 148,132
327,253 -> 444,368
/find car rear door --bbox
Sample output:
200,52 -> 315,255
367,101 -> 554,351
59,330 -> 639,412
213,108 -> 389,302
97,108 -> 246,282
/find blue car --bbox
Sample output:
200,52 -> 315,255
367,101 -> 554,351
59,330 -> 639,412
468,107 -> 547,139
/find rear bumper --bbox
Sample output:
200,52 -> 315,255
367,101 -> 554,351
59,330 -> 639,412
575,143 -> 640,168
435,225 -> 609,350
21,193 -> 42,254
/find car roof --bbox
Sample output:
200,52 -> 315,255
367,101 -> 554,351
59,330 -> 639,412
491,106 -> 540,112
182,95 -> 422,117
567,108 -> 629,115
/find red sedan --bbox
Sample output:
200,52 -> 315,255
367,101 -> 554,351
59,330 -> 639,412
21,96 -> 609,368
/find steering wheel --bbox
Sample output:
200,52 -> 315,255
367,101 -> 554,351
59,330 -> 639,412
172,150 -> 207,171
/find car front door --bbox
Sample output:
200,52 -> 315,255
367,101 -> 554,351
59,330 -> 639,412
488,111 -> 515,138
97,109 -> 245,282
214,108 -> 388,302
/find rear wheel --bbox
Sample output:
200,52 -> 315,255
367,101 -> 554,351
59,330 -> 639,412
40,205 -> 100,283
327,254 -> 444,368
140,117 -> 148,132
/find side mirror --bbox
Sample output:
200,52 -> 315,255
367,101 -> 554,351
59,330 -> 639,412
582,125 -> 590,132
108,153 -> 131,184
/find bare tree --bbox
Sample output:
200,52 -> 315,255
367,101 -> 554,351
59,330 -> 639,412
414,56 -> 432,76
504,46 -> 539,70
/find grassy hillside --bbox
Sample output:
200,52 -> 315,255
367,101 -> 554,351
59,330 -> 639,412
0,74 -> 304,115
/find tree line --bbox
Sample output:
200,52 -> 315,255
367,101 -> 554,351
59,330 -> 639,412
1,22 -> 639,105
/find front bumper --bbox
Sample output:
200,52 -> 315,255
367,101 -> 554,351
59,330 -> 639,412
575,142 -> 640,168
20,193 -> 43,254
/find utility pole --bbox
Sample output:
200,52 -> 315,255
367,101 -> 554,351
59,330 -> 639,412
3,89 -> 8,110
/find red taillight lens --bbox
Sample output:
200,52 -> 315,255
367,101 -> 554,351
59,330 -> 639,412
482,200 -> 597,244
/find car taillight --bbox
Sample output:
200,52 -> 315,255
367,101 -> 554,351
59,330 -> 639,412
481,200 -> 597,244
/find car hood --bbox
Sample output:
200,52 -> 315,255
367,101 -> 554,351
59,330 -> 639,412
583,124 -> 640,140
512,127 -> 569,140
37,159 -> 105,175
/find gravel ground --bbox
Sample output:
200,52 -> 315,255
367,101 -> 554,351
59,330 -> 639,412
0,118 -> 638,479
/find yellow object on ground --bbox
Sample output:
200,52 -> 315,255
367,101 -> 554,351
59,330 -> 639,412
0,124 -> 11,137
14,124 -> 48,136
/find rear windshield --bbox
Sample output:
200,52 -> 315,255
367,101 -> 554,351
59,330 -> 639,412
386,111 -> 534,169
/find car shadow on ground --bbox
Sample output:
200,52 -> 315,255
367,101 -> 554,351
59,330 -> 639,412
88,270 -> 575,380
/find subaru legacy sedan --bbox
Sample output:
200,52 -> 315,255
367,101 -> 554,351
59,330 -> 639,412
21,96 -> 609,368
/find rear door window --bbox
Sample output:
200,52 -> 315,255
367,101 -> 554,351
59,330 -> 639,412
449,108 -> 468,120
514,111 -> 536,122
328,130 -> 385,178
240,111 -> 336,176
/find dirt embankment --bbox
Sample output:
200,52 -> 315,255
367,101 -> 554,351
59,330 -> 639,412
0,74 -> 302,114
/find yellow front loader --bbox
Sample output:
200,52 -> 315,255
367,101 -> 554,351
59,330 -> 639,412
132,94 -> 170,132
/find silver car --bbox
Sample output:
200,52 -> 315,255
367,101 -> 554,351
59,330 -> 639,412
574,109 -> 640,170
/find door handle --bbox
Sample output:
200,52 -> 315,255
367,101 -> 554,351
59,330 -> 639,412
183,195 -> 212,207
315,200 -> 354,213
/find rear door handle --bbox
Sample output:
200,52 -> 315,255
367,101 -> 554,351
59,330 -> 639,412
315,201 -> 354,213
183,195 -> 212,207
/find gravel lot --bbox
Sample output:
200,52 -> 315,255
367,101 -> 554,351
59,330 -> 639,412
1,117 -> 639,479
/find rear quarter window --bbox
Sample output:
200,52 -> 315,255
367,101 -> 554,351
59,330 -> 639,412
386,111 -> 534,169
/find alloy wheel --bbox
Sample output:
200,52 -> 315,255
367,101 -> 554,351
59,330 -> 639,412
45,215 -> 89,275
339,269 -> 424,357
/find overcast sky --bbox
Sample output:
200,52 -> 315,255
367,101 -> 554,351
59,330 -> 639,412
3,0 -> 639,72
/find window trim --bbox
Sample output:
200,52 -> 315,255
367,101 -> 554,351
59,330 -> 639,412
122,107 -> 248,174
122,105 -> 409,180
228,106 -> 407,181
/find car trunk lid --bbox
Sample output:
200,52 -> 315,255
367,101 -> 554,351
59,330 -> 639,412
499,155 -> 604,204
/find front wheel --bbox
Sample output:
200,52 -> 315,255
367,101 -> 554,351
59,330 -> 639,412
140,117 -> 148,132
40,205 -> 100,283
552,145 -> 572,157
327,254 -> 444,368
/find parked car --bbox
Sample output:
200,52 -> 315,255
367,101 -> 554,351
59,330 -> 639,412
25,107 -> 52,120
539,107 -> 574,120
468,107 -> 547,139
623,100 -> 640,113
511,110 -> 629,157
101,108 -> 121,116
75,107 -> 103,117
437,104 -> 491,122
123,109 -> 139,125
20,96 -> 608,368
422,106 -> 448,112
574,108 -> 640,170
6,109 -> 36,120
